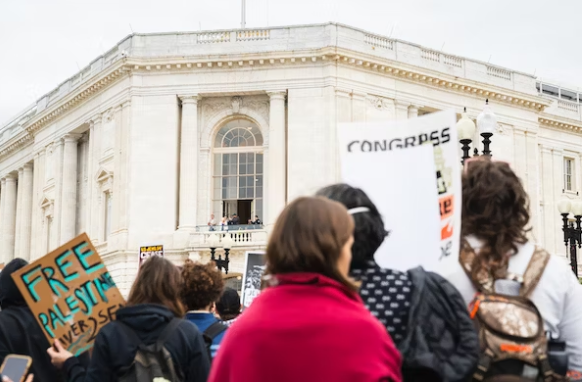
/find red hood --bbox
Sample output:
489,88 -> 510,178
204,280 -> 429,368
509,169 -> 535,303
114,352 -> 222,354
210,272 -> 402,382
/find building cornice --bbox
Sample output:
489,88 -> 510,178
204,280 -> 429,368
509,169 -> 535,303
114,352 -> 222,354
0,48 -> 556,161
538,117 -> 582,134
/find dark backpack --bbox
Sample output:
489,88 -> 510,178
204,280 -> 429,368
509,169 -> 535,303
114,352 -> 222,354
202,321 -> 227,361
117,318 -> 182,382
399,266 -> 480,382
460,241 -> 567,382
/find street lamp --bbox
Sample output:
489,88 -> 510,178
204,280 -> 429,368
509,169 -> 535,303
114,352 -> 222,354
476,99 -> 497,157
211,235 -> 233,274
456,99 -> 497,163
557,198 -> 582,277
456,107 -> 476,165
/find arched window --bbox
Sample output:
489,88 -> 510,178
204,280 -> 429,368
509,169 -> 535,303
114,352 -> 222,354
212,119 -> 264,225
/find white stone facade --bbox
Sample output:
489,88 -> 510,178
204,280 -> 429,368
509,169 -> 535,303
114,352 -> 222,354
0,23 -> 581,294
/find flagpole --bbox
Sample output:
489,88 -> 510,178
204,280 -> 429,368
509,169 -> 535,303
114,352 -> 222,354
241,0 -> 246,29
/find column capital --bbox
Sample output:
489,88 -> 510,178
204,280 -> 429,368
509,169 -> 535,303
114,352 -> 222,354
121,100 -> 131,109
4,175 -> 16,182
394,99 -> 411,108
334,88 -> 352,97
266,91 -> 286,100
179,95 -> 200,105
23,162 -> 33,171
351,91 -> 367,101
90,113 -> 103,125
63,133 -> 82,143
0,178 -> 5,185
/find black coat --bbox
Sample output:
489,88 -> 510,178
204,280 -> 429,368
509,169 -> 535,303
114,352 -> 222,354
63,304 -> 210,381
399,267 -> 479,382
0,258 -> 89,382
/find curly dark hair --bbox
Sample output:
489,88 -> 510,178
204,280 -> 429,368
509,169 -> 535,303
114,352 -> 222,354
462,158 -> 531,281
316,184 -> 389,270
181,260 -> 225,311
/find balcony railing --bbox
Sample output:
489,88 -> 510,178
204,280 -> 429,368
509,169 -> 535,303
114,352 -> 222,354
191,226 -> 267,248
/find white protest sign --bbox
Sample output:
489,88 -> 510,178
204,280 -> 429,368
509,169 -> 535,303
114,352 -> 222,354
339,110 -> 461,274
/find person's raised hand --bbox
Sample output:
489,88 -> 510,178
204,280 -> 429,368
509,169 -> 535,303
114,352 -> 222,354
46,339 -> 73,369
2,373 -> 33,382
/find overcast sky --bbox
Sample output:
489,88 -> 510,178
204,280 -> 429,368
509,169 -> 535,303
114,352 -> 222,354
0,0 -> 581,125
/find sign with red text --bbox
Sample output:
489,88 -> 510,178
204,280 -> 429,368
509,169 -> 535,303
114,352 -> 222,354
339,110 -> 461,275
11,233 -> 125,356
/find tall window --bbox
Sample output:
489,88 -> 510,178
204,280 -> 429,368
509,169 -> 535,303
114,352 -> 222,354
46,217 -> 53,253
564,158 -> 573,191
104,192 -> 112,241
212,119 -> 264,225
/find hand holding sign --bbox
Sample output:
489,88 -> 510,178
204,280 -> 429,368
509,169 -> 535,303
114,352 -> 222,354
46,340 -> 72,369
11,234 -> 125,357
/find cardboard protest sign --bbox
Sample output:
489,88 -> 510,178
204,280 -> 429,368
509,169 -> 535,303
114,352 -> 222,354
241,251 -> 266,308
11,233 -> 125,356
339,110 -> 461,274
139,245 -> 164,269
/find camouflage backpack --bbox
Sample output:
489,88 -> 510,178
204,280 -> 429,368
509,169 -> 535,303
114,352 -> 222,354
459,241 -> 566,382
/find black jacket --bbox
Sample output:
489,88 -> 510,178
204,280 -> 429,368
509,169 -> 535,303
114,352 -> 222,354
63,303 -> 210,381
399,267 -> 479,382
0,258 -> 89,382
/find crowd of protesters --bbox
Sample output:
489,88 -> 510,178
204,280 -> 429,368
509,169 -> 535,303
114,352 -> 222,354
0,156 -> 580,382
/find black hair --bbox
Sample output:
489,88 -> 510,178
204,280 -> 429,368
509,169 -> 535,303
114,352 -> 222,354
316,184 -> 389,269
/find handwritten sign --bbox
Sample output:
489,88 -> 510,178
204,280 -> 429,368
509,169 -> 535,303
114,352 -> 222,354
139,245 -> 164,269
241,251 -> 266,309
11,233 -> 125,356
339,110 -> 461,274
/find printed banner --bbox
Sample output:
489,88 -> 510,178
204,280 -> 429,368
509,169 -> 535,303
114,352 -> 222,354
11,233 -> 125,356
241,251 -> 266,309
338,110 -> 461,274
139,245 -> 164,269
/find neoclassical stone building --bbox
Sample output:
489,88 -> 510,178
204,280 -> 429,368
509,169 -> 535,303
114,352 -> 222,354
0,23 -> 580,294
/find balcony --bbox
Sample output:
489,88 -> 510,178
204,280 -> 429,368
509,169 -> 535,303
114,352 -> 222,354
189,225 -> 268,249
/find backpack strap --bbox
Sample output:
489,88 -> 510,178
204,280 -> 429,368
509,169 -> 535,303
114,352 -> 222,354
459,238 -> 495,294
203,321 -> 227,341
116,321 -> 147,350
154,318 -> 183,352
519,247 -> 550,298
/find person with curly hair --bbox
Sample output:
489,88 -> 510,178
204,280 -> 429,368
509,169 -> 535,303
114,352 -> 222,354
445,157 -> 581,377
181,260 -> 227,360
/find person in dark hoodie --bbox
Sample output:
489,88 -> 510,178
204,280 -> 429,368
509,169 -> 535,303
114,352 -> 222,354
47,256 -> 210,381
0,258 -> 88,382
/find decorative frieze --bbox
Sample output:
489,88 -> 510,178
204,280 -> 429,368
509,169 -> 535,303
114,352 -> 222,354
539,117 -> 582,134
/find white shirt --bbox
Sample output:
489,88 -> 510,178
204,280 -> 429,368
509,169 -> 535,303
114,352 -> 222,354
208,218 -> 217,226
444,235 -> 582,372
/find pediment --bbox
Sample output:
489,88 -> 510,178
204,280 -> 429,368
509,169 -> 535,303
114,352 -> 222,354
95,167 -> 113,183
39,195 -> 54,208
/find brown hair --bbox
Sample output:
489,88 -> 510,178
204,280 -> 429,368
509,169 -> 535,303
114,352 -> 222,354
462,158 -> 531,281
265,196 -> 357,290
181,260 -> 225,311
127,256 -> 185,317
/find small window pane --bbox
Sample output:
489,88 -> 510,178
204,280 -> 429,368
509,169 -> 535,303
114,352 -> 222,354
561,90 -> 577,101
240,177 -> 247,188
247,187 -> 254,197
542,84 -> 559,97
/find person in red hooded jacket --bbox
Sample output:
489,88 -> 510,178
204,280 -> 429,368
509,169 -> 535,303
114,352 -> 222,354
209,196 -> 402,382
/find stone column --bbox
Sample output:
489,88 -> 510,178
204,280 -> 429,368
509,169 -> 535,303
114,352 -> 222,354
267,91 -> 286,226
119,100 -> 131,235
53,139 -> 64,246
89,115 -> 102,243
60,134 -> 80,243
0,179 -> 5,260
540,146 -> 555,250
14,168 -> 23,258
552,148 -> 566,257
408,105 -> 420,119
34,148 -> 46,258
20,163 -> 33,260
351,92 -> 366,122
2,175 -> 17,262
525,131 -> 539,242
395,100 -> 410,120
178,95 -> 199,231
30,152 -> 40,260
335,89 -> 352,182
